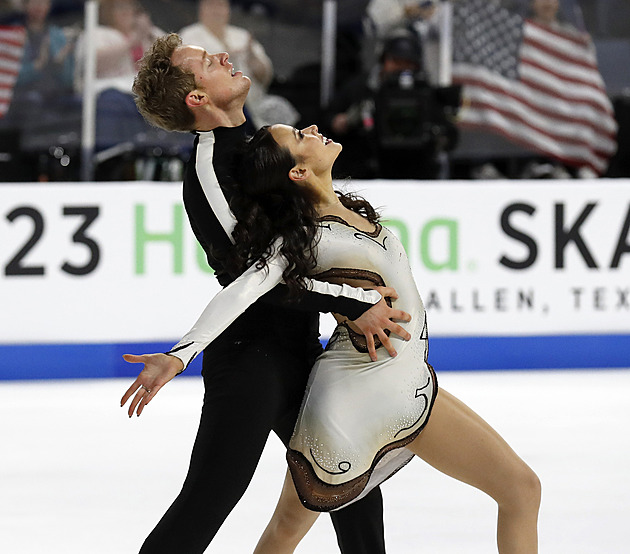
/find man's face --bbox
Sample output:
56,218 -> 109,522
25,0 -> 51,22
171,44 -> 250,109
382,56 -> 420,76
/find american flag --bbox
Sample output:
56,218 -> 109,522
0,25 -> 26,118
451,0 -> 617,175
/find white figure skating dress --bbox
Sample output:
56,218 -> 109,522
287,215 -> 438,511
166,210 -> 438,513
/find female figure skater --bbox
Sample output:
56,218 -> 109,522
228,124 -> 541,553
129,123 -> 541,553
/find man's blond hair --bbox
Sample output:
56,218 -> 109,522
132,33 -> 197,132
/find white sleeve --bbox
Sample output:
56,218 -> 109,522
166,240 -> 382,370
302,277 -> 383,305
195,130 -> 238,242
167,238 -> 286,368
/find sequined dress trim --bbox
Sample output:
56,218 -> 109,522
287,360 -> 438,511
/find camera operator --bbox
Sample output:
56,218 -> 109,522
325,30 -> 460,180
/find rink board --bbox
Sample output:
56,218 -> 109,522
1,180 -> 629,380
1,334 -> 630,380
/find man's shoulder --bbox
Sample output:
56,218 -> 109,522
213,124 -> 247,144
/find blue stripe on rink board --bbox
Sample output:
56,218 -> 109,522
428,334 -> 630,371
0,342 -> 202,381
1,335 -> 629,380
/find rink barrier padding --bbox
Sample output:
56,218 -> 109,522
1,334 -> 629,380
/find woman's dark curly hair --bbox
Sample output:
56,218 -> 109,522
228,126 -> 380,297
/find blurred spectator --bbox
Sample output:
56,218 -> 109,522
364,0 -> 443,85
0,0 -> 81,181
75,0 -> 164,151
134,0 -> 195,35
179,0 -> 298,129
325,29 -> 459,179
4,0 -> 76,123
76,0 -> 163,96
0,0 -> 21,20
365,0 -> 437,37
607,93 -> 630,177
523,0 -> 601,178
529,0 -> 585,35
451,0 -> 617,179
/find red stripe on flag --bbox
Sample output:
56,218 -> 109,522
525,19 -> 591,49
467,99 -> 613,154
0,25 -> 25,118
453,75 -> 615,136
520,57 -> 608,97
453,6 -> 617,174
0,37 -> 25,49
518,73 -> 614,117
522,36 -> 598,72
458,120 -> 603,175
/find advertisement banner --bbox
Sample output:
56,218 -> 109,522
1,183 -> 221,344
360,179 -> 630,336
1,180 -> 629,377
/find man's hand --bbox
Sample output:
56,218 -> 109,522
351,286 -> 412,361
120,353 -> 184,417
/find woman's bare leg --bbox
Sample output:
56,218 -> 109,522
253,470 -> 320,554
408,387 -> 541,553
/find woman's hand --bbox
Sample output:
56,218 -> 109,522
120,353 -> 184,417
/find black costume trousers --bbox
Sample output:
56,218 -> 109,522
139,315 -> 385,554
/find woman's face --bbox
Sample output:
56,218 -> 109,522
531,0 -> 559,24
200,0 -> 230,29
270,124 -> 342,178
110,0 -> 139,34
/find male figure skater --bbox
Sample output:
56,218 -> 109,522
122,34 -> 411,554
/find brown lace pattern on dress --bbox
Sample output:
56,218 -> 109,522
317,214 -> 382,237
311,267 -> 391,353
287,364 -> 439,512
